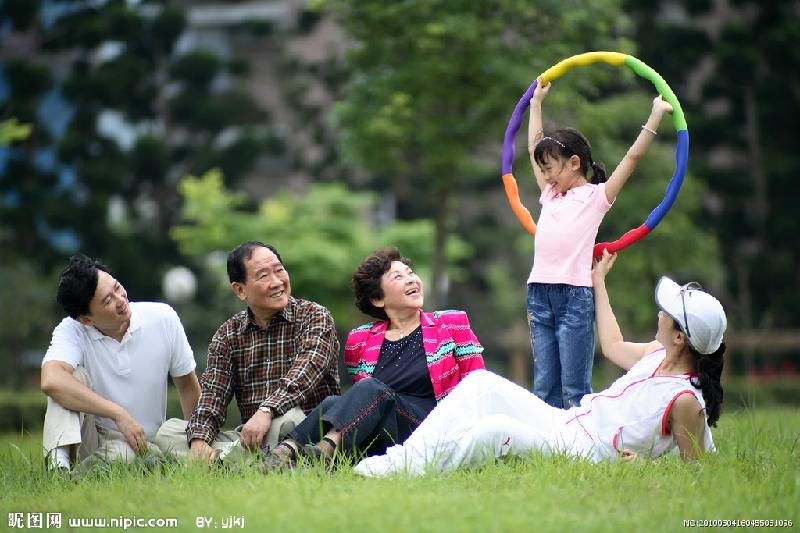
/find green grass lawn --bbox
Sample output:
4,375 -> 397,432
1,408 -> 798,532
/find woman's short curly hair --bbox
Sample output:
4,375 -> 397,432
350,247 -> 412,320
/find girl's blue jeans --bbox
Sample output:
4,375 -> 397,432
527,282 -> 595,409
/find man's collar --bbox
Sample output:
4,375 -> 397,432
240,297 -> 296,333
127,305 -> 141,334
85,323 -> 106,341
82,303 -> 139,341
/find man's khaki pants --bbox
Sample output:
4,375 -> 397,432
153,408 -> 306,463
43,366 -> 306,466
42,367 -> 162,468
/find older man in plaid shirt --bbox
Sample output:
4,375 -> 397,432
154,241 -> 340,463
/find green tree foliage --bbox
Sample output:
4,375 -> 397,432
0,0 -> 39,30
322,0 -> 635,307
319,0 -> 721,374
625,0 -> 800,334
0,57 -> 60,263
0,2 -> 281,376
0,118 -> 44,388
0,118 -> 31,146
581,93 -> 722,332
0,259 -> 59,388
171,169 -> 470,330
0,2 -> 274,294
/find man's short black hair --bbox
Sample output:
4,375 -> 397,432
56,254 -> 111,318
227,241 -> 283,284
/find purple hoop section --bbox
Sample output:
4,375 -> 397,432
501,79 -> 538,176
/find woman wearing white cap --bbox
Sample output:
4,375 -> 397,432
355,251 -> 727,476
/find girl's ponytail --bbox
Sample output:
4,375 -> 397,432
590,161 -> 607,184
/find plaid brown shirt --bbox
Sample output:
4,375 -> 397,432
187,297 -> 341,444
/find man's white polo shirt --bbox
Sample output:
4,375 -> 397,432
42,302 -> 196,438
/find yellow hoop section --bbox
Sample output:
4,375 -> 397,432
540,52 -> 627,84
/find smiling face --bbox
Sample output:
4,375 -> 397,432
538,153 -> 586,194
371,260 -> 424,314
78,270 -> 131,334
231,246 -> 291,320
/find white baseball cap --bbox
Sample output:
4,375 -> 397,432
655,276 -> 727,355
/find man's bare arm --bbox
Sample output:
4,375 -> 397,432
41,360 -> 147,452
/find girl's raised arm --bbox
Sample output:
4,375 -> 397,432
604,96 -> 673,203
528,77 -> 551,192
592,251 -> 661,371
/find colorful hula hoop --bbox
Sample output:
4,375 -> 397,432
501,51 -> 688,258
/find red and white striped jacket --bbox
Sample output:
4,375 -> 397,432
344,309 -> 485,401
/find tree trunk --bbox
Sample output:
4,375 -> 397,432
505,320 -> 531,388
429,185 -> 450,309
743,83 -> 768,237
736,259 -> 755,377
740,83 -> 768,374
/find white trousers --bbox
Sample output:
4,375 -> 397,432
43,368 -> 306,466
42,367 -> 161,466
354,370 -> 590,477
152,408 -> 306,462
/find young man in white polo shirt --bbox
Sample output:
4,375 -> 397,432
40,254 -> 201,471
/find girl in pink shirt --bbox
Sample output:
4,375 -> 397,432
526,77 -> 673,408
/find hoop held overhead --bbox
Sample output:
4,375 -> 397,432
500,51 -> 688,257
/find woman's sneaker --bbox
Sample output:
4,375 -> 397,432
46,447 -> 72,473
353,454 -> 394,477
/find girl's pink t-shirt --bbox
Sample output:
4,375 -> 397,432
527,182 -> 613,287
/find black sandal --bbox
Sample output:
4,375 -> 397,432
262,441 -> 298,473
302,436 -> 338,467
322,436 -> 338,454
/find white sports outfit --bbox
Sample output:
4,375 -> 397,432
355,349 -> 715,476
42,302 -> 196,439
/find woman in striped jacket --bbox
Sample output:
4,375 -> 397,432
263,247 -> 484,471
